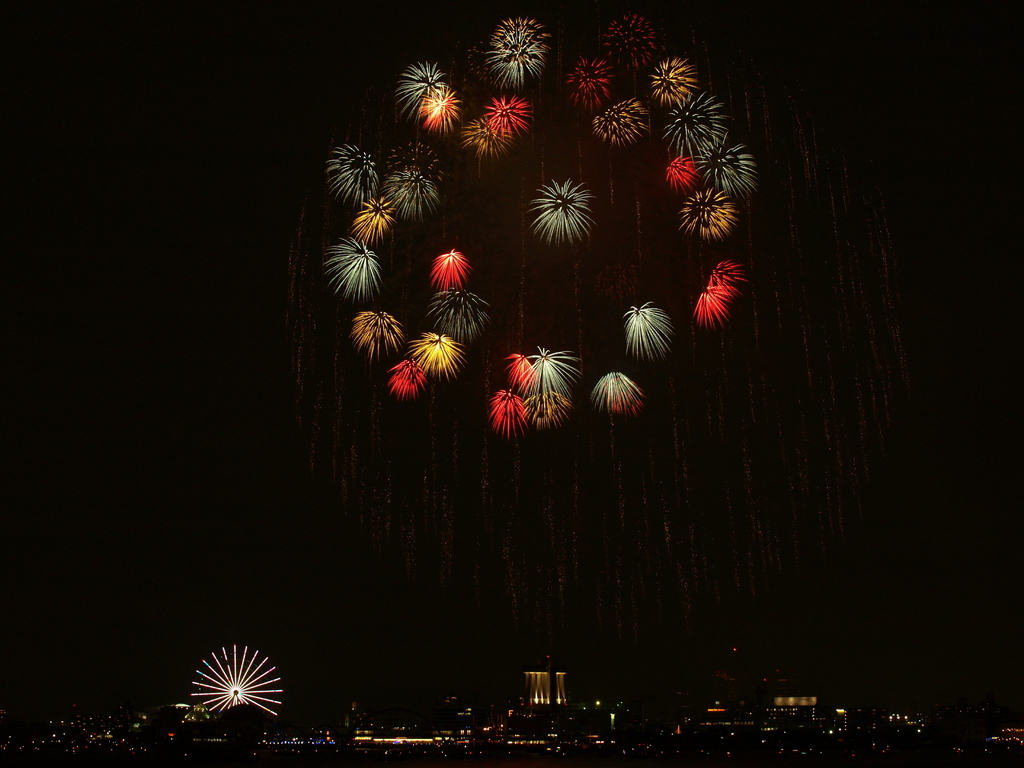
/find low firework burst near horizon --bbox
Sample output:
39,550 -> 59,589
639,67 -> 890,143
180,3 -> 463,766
192,646 -> 281,716
289,9 -> 906,633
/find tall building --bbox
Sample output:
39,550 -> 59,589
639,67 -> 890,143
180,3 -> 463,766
523,657 -> 566,708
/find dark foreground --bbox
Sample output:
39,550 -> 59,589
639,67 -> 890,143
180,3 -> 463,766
1,747 -> 1020,768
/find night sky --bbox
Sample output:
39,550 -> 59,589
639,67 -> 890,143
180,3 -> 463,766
4,2 -> 1020,727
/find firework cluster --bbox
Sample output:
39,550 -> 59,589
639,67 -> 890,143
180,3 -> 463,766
317,13 -> 765,437
292,10 -> 904,629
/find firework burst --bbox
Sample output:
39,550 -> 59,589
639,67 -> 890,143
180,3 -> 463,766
623,303 -> 674,361
664,92 -> 729,156
602,14 -> 656,70
695,260 -> 747,328
506,353 -> 537,394
420,85 -> 461,133
484,95 -> 532,136
387,141 -> 440,179
460,118 -> 513,159
486,18 -> 549,90
381,169 -> 439,222
530,180 -> 594,246
408,333 -> 464,379
527,348 -> 580,397
324,238 -> 382,302
666,155 -> 701,194
292,10 -> 906,637
427,289 -> 490,343
488,389 -> 528,438
591,372 -> 645,416
695,142 -> 758,199
650,57 -> 699,106
567,57 -> 613,110
396,62 -> 446,118
388,359 -> 427,400
593,98 -> 649,146
524,391 -> 573,429
350,310 -> 404,359
350,197 -> 396,243
678,188 -> 739,241
326,145 -> 378,206
430,249 -> 471,291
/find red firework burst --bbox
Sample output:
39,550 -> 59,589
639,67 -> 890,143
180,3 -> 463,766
485,95 -> 532,136
566,57 -> 613,110
711,260 -> 747,289
695,261 -> 747,328
602,14 -> 656,70
506,353 -> 537,394
488,390 -> 528,438
388,359 -> 427,400
666,156 -> 701,194
430,249 -> 471,291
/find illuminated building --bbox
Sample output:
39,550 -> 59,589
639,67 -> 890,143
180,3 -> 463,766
765,696 -> 819,729
523,657 -> 566,708
432,696 -> 475,740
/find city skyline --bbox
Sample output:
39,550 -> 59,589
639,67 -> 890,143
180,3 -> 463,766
4,0 -> 1020,729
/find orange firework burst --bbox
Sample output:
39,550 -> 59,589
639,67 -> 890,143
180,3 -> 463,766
420,85 -> 461,132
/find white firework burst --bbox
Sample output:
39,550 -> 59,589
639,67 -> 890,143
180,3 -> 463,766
192,645 -> 282,716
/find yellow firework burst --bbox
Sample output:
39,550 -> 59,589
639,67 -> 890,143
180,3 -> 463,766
350,311 -> 404,360
678,188 -> 738,241
407,332 -> 464,379
460,118 -> 513,159
524,391 -> 573,429
592,98 -> 649,145
650,57 -> 698,106
350,197 -> 396,243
